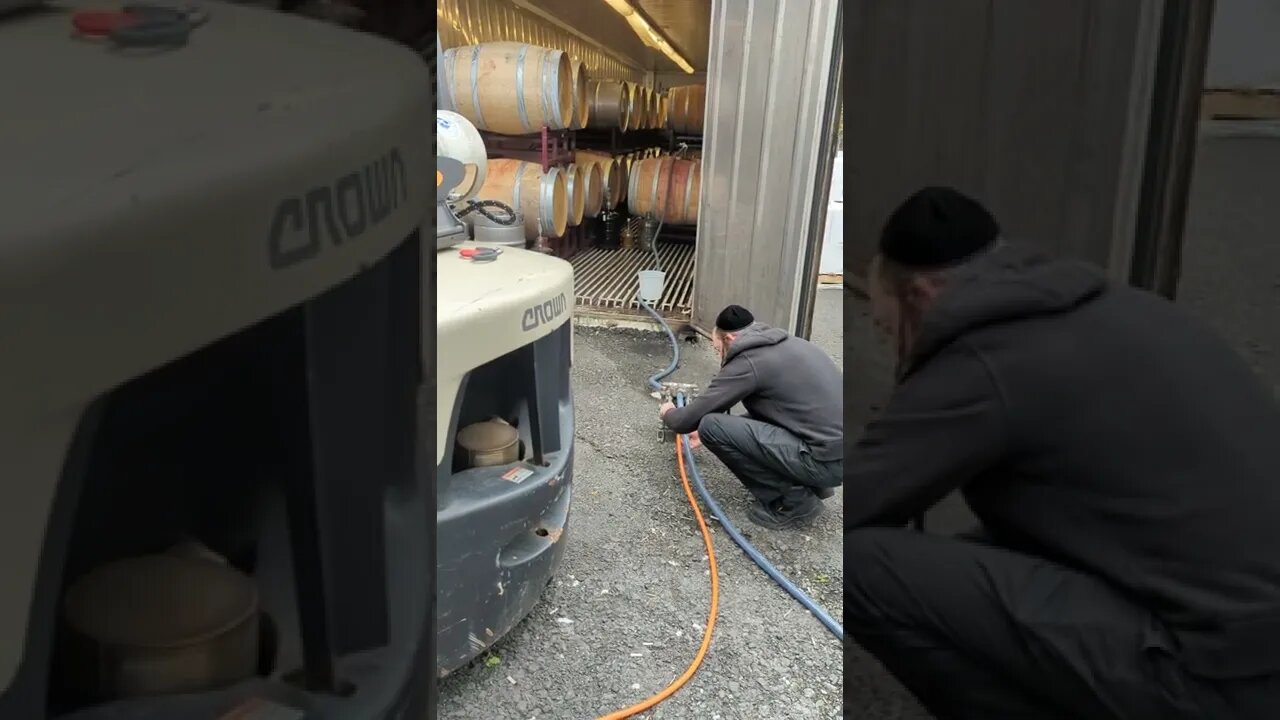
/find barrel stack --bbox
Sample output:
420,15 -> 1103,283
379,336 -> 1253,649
439,41 -> 707,253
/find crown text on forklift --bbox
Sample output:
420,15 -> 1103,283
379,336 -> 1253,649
268,147 -> 408,269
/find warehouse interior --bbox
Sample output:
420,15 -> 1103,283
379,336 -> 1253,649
437,0 -> 713,324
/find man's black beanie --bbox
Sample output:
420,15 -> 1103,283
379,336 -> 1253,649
880,186 -> 1000,269
715,305 -> 754,332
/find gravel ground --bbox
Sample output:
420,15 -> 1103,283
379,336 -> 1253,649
1176,129 -> 1280,391
439,287 -> 846,719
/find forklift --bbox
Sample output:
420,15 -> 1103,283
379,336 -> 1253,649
0,1 -> 436,717
1,3 -> 574,717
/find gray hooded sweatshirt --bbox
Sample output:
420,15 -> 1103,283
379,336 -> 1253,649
661,324 -> 843,461
845,241 -> 1280,680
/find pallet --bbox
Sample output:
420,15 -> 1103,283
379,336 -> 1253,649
1201,89 -> 1280,121
817,273 -> 843,286
570,242 -> 696,320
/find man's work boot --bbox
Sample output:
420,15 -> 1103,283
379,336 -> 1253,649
813,486 -> 836,500
748,495 -> 821,530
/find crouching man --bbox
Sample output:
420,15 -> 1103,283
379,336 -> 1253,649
845,186 -> 1280,719
659,305 -> 843,529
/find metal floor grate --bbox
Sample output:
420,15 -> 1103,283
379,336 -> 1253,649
571,242 -> 695,319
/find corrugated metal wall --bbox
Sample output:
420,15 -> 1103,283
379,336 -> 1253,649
693,0 -> 842,335
843,0 -> 1166,281
435,0 -> 646,82
1206,0 -> 1280,89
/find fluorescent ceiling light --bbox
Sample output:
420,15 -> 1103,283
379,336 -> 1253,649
602,0 -> 695,74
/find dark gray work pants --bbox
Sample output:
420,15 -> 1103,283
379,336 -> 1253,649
844,527 -> 1280,720
696,413 -> 841,507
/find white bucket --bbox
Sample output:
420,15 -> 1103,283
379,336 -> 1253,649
819,200 -> 844,274
637,270 -> 665,303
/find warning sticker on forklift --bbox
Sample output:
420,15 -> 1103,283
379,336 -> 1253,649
218,698 -> 306,720
501,466 -> 535,484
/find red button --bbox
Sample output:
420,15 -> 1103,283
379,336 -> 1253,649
71,10 -> 139,37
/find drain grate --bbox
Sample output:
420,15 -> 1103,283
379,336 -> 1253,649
571,242 -> 695,319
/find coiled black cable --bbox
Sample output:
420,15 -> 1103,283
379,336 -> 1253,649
456,199 -> 519,227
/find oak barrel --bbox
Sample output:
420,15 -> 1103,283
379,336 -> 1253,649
627,157 -> 701,226
565,163 -> 587,226
569,60 -> 589,129
638,86 -> 654,129
575,151 -> 624,210
623,82 -> 641,131
668,84 -> 706,135
632,85 -> 647,129
476,159 -> 568,239
586,80 -> 628,130
440,43 -> 572,135
581,162 -> 604,217
617,153 -> 634,199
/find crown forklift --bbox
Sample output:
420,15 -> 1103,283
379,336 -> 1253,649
0,0 -> 435,716
433,47 -> 577,678
0,2 -> 568,719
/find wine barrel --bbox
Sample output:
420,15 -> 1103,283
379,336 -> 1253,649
617,154 -> 634,199
619,82 -> 632,131
627,157 -> 701,226
565,163 -> 587,226
582,162 -> 604,217
646,89 -> 660,129
476,159 -> 568,239
586,80 -> 628,130
602,159 -> 623,209
440,43 -> 572,135
623,82 -> 641,131
632,85 -> 646,129
668,84 -> 706,135
657,96 -> 669,130
575,151 -> 624,210
638,86 -> 654,129
569,60 -> 589,129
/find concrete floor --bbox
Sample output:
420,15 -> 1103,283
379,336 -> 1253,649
438,287 -> 846,719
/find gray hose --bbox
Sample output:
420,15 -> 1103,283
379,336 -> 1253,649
639,300 -> 679,391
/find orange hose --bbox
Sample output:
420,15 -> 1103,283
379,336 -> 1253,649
594,434 -> 720,720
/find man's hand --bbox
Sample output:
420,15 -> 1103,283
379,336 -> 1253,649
659,400 -> 676,418
685,431 -> 702,449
